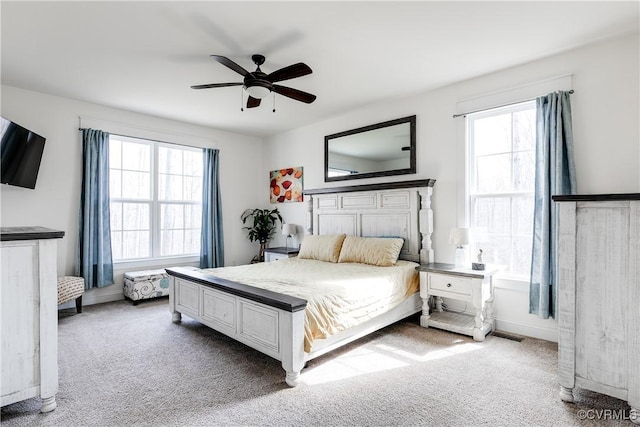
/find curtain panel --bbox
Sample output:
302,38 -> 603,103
76,128 -> 114,288
200,148 -> 224,268
529,91 -> 577,319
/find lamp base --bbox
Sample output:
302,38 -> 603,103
454,246 -> 466,268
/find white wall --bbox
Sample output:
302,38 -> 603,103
263,33 -> 640,342
0,85 -> 264,304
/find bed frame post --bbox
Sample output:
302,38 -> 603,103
305,194 -> 314,235
168,276 -> 181,323
418,187 -> 434,264
281,309 -> 306,386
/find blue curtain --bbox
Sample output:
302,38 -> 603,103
529,91 -> 577,318
200,148 -> 224,268
76,129 -> 114,288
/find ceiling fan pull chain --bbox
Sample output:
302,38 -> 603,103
240,87 -> 244,112
273,92 -> 276,113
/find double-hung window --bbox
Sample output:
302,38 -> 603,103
109,135 -> 203,262
467,101 -> 536,278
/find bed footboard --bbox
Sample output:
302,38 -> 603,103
166,267 -> 308,386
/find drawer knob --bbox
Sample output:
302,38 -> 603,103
447,283 -> 452,287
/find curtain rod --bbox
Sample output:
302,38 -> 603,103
77,128 -> 205,150
452,90 -> 574,118
77,116 -> 216,149
77,115 -> 217,144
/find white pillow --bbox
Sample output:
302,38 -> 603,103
297,234 -> 347,263
337,236 -> 404,266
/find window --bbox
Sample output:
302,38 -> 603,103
109,135 -> 203,262
467,101 -> 535,277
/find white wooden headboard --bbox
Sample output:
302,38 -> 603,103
304,180 -> 435,264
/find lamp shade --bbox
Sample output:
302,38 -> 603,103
282,224 -> 297,236
449,227 -> 470,246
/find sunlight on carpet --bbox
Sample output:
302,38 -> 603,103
302,340 -> 483,385
375,341 -> 483,362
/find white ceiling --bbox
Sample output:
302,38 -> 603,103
1,1 -> 638,137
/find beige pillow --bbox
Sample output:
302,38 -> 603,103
297,234 -> 347,263
337,236 -> 404,266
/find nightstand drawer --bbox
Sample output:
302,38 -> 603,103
265,252 -> 292,262
264,247 -> 299,262
428,273 -> 472,296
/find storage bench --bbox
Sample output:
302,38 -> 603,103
123,269 -> 170,304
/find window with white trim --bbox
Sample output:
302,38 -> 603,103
467,101 -> 535,277
109,135 -> 203,262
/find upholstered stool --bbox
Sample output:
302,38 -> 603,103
123,269 -> 170,305
57,276 -> 85,313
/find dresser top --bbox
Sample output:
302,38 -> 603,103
1,226 -> 65,241
553,193 -> 640,202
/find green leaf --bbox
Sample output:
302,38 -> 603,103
239,207 -> 282,244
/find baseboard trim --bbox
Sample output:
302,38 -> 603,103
77,289 -> 124,307
62,260 -> 199,309
494,318 -> 557,342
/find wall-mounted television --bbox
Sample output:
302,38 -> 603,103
1,116 -> 46,189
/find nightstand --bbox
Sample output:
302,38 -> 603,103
416,263 -> 498,342
263,247 -> 299,262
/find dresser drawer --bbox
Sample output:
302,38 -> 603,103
428,273 -> 472,297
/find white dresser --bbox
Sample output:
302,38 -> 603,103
1,226 -> 64,413
554,194 -> 639,424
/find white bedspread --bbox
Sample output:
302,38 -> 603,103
201,258 -> 419,352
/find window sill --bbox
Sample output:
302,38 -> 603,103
113,255 -> 199,272
493,273 -> 529,292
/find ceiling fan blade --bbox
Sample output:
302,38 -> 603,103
210,55 -> 250,76
247,96 -> 261,108
273,85 -> 317,104
267,63 -> 312,83
191,82 -> 243,89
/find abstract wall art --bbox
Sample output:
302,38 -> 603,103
270,167 -> 303,203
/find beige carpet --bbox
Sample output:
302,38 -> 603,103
1,299 -> 633,426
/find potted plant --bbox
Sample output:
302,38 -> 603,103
240,208 -> 283,262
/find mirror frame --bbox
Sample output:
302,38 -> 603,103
324,115 -> 416,182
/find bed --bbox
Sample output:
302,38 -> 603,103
166,179 -> 435,386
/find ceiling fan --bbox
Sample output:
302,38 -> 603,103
191,54 -> 316,109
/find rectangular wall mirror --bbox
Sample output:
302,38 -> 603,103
324,115 -> 416,182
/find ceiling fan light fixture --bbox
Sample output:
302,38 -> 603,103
244,81 -> 272,99
191,54 -> 315,107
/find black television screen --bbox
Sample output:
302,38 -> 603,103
0,117 -> 46,189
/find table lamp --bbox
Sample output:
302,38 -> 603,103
282,224 -> 297,251
449,227 -> 470,267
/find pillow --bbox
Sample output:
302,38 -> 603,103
297,234 -> 347,263
337,236 -> 404,266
